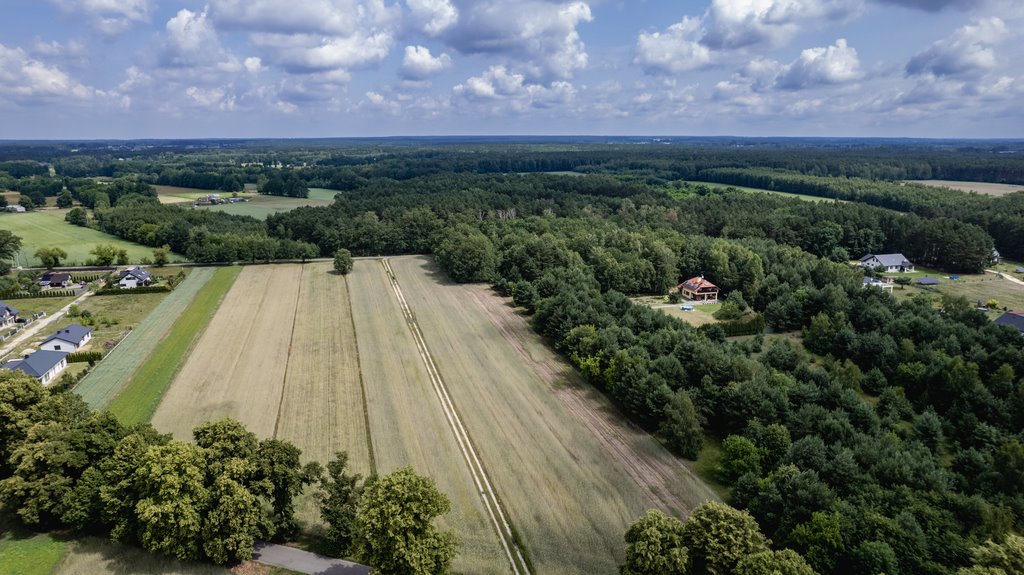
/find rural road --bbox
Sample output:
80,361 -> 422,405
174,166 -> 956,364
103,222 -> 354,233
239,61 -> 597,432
0,289 -> 94,362
987,269 -> 1024,287
252,542 -> 370,575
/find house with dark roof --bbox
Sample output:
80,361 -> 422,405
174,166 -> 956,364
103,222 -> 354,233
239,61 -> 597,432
40,323 -> 92,352
677,276 -> 720,302
859,253 -> 915,273
118,267 -> 152,289
36,271 -> 73,288
0,302 -> 18,328
995,312 -> 1024,335
1,350 -> 68,385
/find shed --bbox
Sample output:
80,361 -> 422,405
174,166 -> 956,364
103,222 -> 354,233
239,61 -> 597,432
917,277 -> 940,286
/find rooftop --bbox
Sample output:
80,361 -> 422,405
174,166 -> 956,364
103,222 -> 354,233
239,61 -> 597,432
42,323 -> 92,345
1,350 -> 68,378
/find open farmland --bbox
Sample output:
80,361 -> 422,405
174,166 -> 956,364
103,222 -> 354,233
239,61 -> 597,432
0,211 -> 158,267
912,180 -> 1024,196
388,255 -> 719,575
75,268 -> 217,410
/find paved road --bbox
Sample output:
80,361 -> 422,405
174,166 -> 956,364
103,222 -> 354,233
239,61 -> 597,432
0,289 -> 95,362
987,269 -> 1024,287
252,542 -> 370,575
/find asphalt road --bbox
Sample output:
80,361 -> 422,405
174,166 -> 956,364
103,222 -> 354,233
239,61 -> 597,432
252,542 -> 370,575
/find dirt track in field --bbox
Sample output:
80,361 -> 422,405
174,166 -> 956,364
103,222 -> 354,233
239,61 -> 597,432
465,285 -> 720,517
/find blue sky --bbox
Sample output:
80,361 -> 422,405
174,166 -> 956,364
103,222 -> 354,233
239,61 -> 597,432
1,0 -> 1022,138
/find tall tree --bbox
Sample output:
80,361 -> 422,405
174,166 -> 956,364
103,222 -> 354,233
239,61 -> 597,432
0,230 -> 22,275
318,451 -> 363,556
34,246 -> 67,269
681,502 -> 769,575
659,389 -> 704,459
133,442 -> 209,561
355,467 -> 458,575
621,509 -> 688,575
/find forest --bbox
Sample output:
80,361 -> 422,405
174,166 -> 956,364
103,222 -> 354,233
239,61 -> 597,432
2,139 -> 1024,574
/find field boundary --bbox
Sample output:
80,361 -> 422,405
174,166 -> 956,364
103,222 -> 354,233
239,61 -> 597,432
345,273 -> 377,475
274,265 -> 306,438
381,258 -> 530,575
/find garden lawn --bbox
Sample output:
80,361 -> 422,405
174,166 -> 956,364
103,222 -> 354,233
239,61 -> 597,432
74,268 -> 217,410
0,515 -> 65,575
0,211 -> 160,267
105,266 -> 241,425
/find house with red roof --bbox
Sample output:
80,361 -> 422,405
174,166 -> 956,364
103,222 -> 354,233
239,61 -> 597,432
677,276 -> 720,302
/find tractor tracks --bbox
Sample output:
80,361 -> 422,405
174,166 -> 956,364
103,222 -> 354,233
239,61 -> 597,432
380,258 -> 531,575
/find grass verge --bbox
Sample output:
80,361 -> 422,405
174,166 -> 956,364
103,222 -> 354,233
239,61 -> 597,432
105,266 -> 241,425
0,514 -> 66,575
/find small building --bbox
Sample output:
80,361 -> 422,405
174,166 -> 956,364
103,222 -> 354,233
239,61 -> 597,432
917,277 -> 940,286
36,271 -> 73,288
0,350 -> 68,385
863,277 -> 895,292
0,302 -> 18,328
40,323 -> 92,352
4,205 -> 26,213
677,276 -> 720,302
859,253 -> 915,273
994,312 -> 1024,335
991,248 -> 1002,264
118,267 -> 152,289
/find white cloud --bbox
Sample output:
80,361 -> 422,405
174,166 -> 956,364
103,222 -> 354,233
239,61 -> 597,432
776,38 -> 863,89
453,65 -> 576,110
48,0 -> 153,34
439,1 -> 592,79
161,9 -> 225,68
906,17 -> 1009,77
0,43 -> 99,104
401,45 -> 452,79
634,17 -> 712,73
703,0 -> 861,50
407,0 -> 459,36
185,86 -> 237,110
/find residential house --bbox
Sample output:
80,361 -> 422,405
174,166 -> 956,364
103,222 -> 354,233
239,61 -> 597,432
678,276 -> 720,302
863,277 -> 894,292
4,205 -> 26,213
1,350 -> 68,385
40,323 -> 92,352
859,253 -> 915,273
118,267 -> 152,289
0,302 -> 18,328
36,271 -> 73,288
995,312 -> 1024,335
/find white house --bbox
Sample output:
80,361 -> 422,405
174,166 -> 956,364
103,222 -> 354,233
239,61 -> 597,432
859,253 -> 915,273
40,323 -> 92,352
0,302 -> 18,328
118,267 -> 153,289
4,205 -> 26,213
0,350 -> 68,385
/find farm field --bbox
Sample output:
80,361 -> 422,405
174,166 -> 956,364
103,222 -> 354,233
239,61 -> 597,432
156,186 -> 336,218
389,255 -> 719,574
680,181 -> 842,202
74,268 -> 217,410
0,211 -> 159,267
912,180 -> 1024,196
105,266 -> 241,425
349,261 -> 506,574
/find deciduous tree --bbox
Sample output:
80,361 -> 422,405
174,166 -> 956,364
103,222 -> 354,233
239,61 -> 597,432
622,509 -> 688,575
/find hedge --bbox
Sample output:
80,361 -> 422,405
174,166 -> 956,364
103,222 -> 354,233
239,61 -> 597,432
67,350 -> 103,363
0,289 -> 76,299
95,285 -> 172,296
701,314 -> 766,337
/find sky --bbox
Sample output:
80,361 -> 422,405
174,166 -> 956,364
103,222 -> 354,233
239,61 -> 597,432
1,0 -> 1022,139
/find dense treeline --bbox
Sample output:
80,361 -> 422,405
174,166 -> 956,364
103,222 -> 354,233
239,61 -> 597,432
696,169 -> 1024,261
85,197 -> 318,263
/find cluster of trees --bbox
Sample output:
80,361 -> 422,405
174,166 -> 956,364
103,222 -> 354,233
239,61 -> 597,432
79,197 -> 318,263
156,169 -> 244,192
259,171 -> 309,198
0,372 -> 459,573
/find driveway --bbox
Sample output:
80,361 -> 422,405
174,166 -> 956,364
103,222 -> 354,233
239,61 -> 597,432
986,269 -> 1024,287
0,289 -> 95,362
252,542 -> 370,575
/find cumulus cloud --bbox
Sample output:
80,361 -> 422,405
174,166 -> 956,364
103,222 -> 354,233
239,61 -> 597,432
0,43 -> 99,104
438,1 -> 592,79
401,45 -> 452,79
454,65 -> 575,110
48,0 -> 153,35
407,0 -> 459,36
209,0 -> 401,75
906,17 -> 1009,77
776,38 -> 863,89
634,17 -> 712,73
870,0 -> 981,11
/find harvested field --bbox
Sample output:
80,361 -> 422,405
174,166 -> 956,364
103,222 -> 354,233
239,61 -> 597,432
348,261 -> 507,574
389,255 -> 720,575
912,180 -> 1024,196
75,268 -> 217,410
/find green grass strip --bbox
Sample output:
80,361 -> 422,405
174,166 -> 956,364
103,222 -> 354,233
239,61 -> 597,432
106,266 -> 241,425
0,515 -> 66,575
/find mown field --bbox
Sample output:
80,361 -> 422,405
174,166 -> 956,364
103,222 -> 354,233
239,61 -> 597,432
678,181 -> 842,203
0,211 -> 157,267
74,268 -> 218,410
155,186 -> 337,218
912,180 -> 1024,196
390,256 -> 719,574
